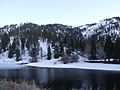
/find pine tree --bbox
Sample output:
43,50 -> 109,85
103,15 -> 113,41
66,48 -> 71,56
59,43 -> 64,56
12,37 -> 17,53
113,37 -> 120,60
47,45 -> 51,60
1,33 -> 10,52
15,48 -> 21,61
54,44 -> 59,59
8,44 -> 13,58
20,36 -> 25,50
30,48 -> 38,62
26,38 -> 32,53
79,37 -> 85,51
26,39 -> 30,50
70,38 -> 75,51
16,36 -> 20,47
90,35 -> 96,60
0,41 -> 2,54
104,36 -> 113,61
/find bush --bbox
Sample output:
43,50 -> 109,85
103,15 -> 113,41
61,54 -> 72,64
0,79 -> 45,90
61,54 -> 79,64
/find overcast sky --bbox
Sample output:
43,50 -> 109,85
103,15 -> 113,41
0,0 -> 120,27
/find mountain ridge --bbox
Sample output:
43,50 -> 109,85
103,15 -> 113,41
1,16 -> 120,40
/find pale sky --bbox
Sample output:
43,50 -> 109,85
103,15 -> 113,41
0,0 -> 120,27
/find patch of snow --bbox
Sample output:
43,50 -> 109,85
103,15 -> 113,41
0,51 -> 16,63
38,40 -> 48,56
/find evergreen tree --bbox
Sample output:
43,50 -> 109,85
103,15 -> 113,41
32,35 -> 39,48
54,44 -> 59,59
26,39 -> 30,50
11,37 -> 20,54
90,35 -> 96,60
8,44 -> 13,58
1,33 -> 10,51
59,43 -> 64,56
12,37 -> 17,52
66,48 -> 71,56
15,36 -> 20,51
104,36 -> 113,61
20,36 -> 25,50
26,38 -> 32,52
47,45 -> 51,60
79,37 -> 85,51
0,41 -> 2,54
70,38 -> 75,51
30,47 -> 38,62
15,48 -> 21,61
113,37 -> 120,60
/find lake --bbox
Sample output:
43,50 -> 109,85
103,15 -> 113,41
0,67 -> 120,90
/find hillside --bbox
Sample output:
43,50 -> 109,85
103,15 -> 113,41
81,17 -> 120,39
0,16 -> 120,64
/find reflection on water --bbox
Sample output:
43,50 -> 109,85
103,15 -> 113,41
0,67 -> 120,90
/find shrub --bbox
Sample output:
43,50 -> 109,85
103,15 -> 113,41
61,54 -> 72,64
61,54 -> 79,64
0,79 -> 45,90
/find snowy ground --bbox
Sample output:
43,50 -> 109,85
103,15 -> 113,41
0,50 -> 29,69
26,56 -> 120,71
1,54 -> 120,71
0,57 -> 25,69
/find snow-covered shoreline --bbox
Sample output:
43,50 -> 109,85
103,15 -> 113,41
26,59 -> 120,72
1,59 -> 120,71
0,63 -> 25,69
0,54 -> 120,71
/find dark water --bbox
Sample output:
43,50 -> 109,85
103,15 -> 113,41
0,67 -> 120,90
